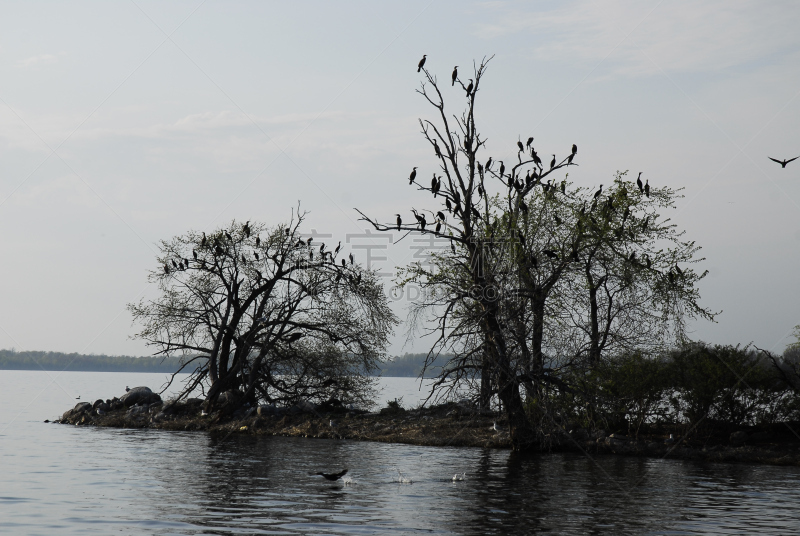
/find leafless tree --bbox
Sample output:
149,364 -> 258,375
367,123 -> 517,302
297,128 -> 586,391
129,210 -> 397,412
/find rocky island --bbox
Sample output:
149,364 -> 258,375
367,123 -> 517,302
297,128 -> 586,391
54,386 -> 800,467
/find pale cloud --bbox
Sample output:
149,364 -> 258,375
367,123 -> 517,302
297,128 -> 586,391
474,0 -> 800,77
17,51 -> 66,68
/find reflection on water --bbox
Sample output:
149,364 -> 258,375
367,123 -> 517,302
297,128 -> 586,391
1,371 -> 799,535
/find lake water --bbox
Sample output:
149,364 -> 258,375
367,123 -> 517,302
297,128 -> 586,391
1,370 -> 800,535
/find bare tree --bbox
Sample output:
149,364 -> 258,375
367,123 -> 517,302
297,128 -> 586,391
128,210 -> 397,412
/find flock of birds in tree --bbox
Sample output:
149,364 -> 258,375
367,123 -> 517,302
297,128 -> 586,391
402,55 -> 715,287
161,221 -> 358,288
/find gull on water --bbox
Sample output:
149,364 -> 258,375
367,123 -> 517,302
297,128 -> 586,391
452,472 -> 466,482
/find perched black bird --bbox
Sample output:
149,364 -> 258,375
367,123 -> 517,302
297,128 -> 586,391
349,252 -> 354,265
307,237 -> 313,246
286,332 -> 303,343
499,161 -> 505,177
434,140 -> 442,158
341,258 -> 346,267
485,157 -> 492,170
417,55 -> 426,72
550,154 -> 556,170
675,264 -> 683,276
201,232 -> 207,247
644,179 -> 650,198
531,150 -> 542,166
768,156 -> 799,168
436,211 -> 446,222
431,174 -> 440,196
594,185 -> 603,199
526,137 -> 534,149
572,144 -> 577,156
334,241 -> 341,255
256,236 -> 261,247
451,65 -> 458,86
435,221 -> 442,233
560,181 -> 566,194
465,79 -> 473,96
636,172 -> 643,193
409,167 -> 417,184
517,140 -> 524,153
445,197 -> 452,212
254,252 -> 260,261
243,221 -> 251,237
396,214 -> 402,231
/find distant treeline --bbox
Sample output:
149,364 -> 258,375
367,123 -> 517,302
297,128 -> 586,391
0,349 -> 185,373
0,349 -> 441,376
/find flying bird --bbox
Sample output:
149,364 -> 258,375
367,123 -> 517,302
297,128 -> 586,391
768,156 -> 799,168
451,66 -> 458,86
417,55 -> 426,72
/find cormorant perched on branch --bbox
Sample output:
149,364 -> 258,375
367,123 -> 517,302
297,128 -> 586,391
499,161 -> 505,178
254,252 -> 259,261
550,155 -> 556,170
164,264 -> 170,274
201,232 -> 207,247
636,172 -> 643,193
341,258 -> 346,267
409,167 -> 417,185
485,157 -> 492,170
436,210 -> 446,222
417,55 -> 426,72
517,140 -> 524,153
225,231 -> 232,241
675,264 -> 683,276
568,144 -> 577,164
307,237 -> 313,246
465,79 -> 473,96
445,198 -> 452,212
243,221 -> 251,237
768,156 -> 799,168
431,174 -> 440,196
434,140 -> 442,158
526,137 -> 533,149
451,66 -> 458,86
396,214 -> 402,231
435,221 -> 442,233
594,185 -> 603,199
644,179 -> 650,198
334,241 -> 341,255
349,252 -> 354,265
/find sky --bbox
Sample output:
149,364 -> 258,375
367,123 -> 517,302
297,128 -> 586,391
1,0 -> 799,358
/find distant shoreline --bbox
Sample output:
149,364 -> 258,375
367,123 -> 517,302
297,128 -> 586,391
0,349 -> 433,377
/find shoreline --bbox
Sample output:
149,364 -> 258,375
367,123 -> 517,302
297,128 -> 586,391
53,388 -> 800,467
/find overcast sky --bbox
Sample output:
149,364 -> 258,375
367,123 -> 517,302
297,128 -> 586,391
1,0 -> 799,358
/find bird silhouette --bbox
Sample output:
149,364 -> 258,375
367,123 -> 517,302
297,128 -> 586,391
769,156 -> 799,168
334,241 -> 341,255
636,172 -> 643,193
644,180 -> 650,198
409,167 -> 417,185
445,198 -> 452,212
243,221 -> 251,237
465,79 -> 473,96
526,137 -> 534,149
594,185 -> 603,199
201,232 -> 207,247
417,55 -> 426,72
485,157 -> 492,170
434,140 -> 442,158
396,214 -> 402,231
436,210 -> 446,222
451,66 -> 458,86
349,253 -> 354,265
550,155 -> 556,170
517,140 -> 524,153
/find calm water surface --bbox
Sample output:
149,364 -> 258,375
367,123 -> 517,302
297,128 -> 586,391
1,370 -> 799,535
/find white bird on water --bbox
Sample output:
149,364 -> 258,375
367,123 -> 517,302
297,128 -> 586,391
452,472 -> 466,482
